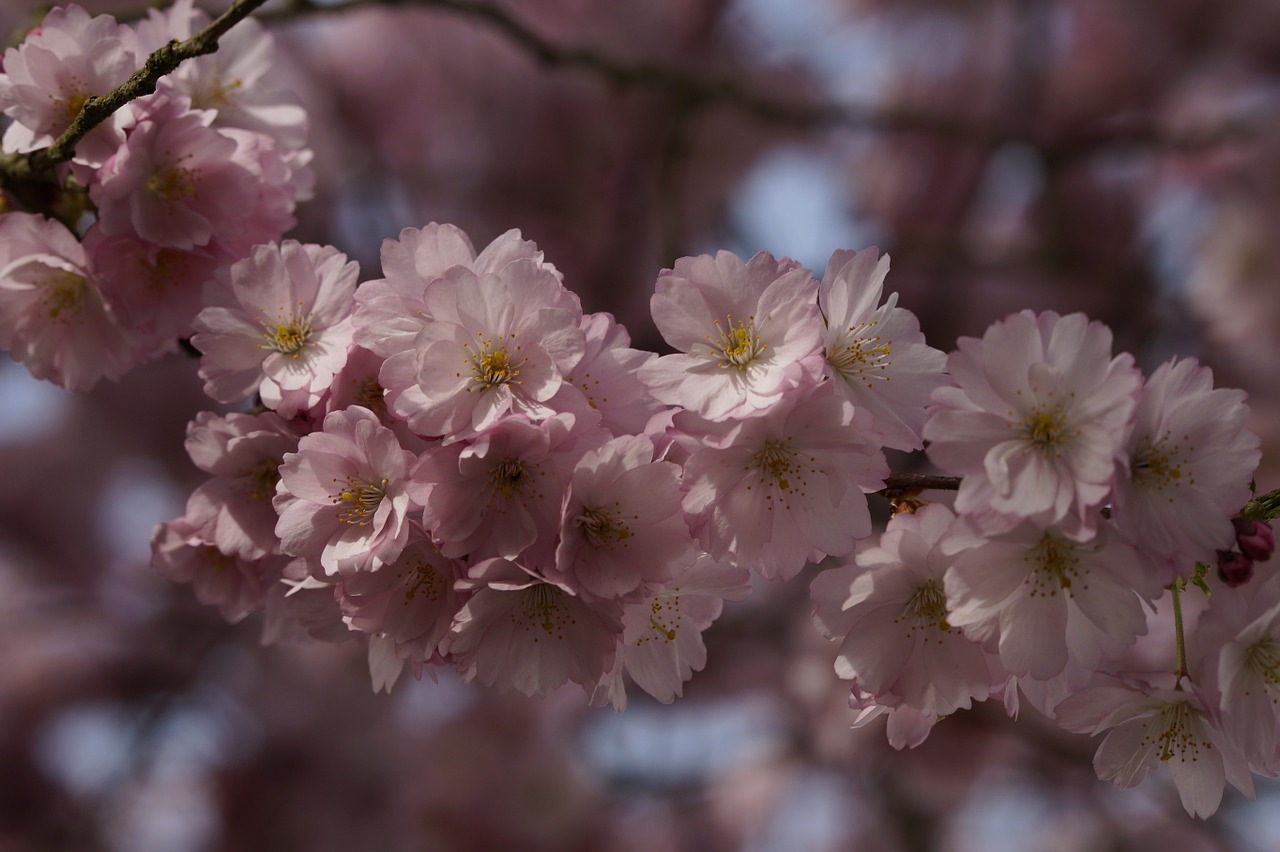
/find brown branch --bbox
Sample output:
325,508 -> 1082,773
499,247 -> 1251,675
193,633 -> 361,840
880,473 -> 961,494
4,0 -> 270,185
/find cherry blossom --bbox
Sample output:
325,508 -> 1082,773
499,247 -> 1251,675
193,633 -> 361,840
407,411 -> 605,564
338,538 -> 468,673
91,95 -> 261,251
1111,357 -> 1261,570
1056,675 -> 1254,818
449,557 -> 623,697
548,434 -> 693,602
943,519 -> 1163,680
817,247 -> 949,451
640,250 -> 824,421
273,405 -> 417,576
596,555 -> 751,709
192,240 -> 358,417
353,224 -> 559,360
150,516 -> 274,623
925,310 -> 1142,539
378,257 -> 584,439
182,410 -> 300,560
0,4 -> 137,166
135,0 -> 308,148
678,387 -> 888,580
0,212 -> 138,390
811,504 -> 1002,732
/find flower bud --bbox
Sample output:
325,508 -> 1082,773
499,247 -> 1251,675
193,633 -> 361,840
1217,550 -> 1255,587
1233,518 -> 1276,562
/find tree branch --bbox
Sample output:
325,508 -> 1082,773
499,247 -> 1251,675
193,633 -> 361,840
264,0 -> 1259,155
878,473 -> 961,495
4,0 -> 270,186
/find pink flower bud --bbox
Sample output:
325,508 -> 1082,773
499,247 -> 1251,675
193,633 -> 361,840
1233,518 -> 1276,562
1217,550 -> 1254,587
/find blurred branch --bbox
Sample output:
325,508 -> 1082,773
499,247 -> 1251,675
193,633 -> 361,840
880,473 -> 961,494
267,0 -> 993,138
267,0 -> 1261,156
2,0 -> 270,189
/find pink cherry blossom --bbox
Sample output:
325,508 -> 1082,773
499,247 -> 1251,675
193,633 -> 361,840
135,0 -> 308,149
353,224 -> 559,359
91,95 -> 261,251
678,388 -> 888,580
150,516 -> 273,623
379,258 -> 585,439
182,410 -> 300,560
449,557 -> 622,698
0,212 -> 139,390
192,240 -> 358,416
811,504 -> 1002,724
1056,675 -> 1254,818
558,311 -> 665,436
406,412 -> 605,564
640,250 -> 824,421
817,247 -> 949,451
260,559 -> 348,646
548,434 -> 693,602
82,227 -> 225,356
944,518 -> 1163,680
1111,357 -> 1261,569
1194,571 -> 1280,771
273,406 -> 417,576
925,310 -> 1142,539
0,4 -> 137,166
338,538 -> 468,672
597,555 -> 751,709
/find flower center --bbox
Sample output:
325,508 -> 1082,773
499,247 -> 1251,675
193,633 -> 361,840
828,321 -> 892,384
488,458 -> 531,500
403,558 -> 445,604
39,270 -> 89,322
60,92 -> 88,125
331,476 -> 387,525
755,439 -> 800,492
243,460 -> 282,502
519,583 -> 570,637
201,75 -> 244,110
898,578 -> 952,634
574,504 -> 632,549
356,378 -> 389,420
259,309 -> 315,358
1245,639 -> 1280,690
1023,404 -> 1070,454
1025,532 -> 1081,597
1131,431 -> 1192,492
711,314 -> 766,370
147,165 -> 198,204
1153,700 -> 1204,763
465,337 -> 522,390
644,596 -> 680,643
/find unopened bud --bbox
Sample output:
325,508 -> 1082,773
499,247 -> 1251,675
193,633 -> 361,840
1217,550 -> 1255,587
1233,518 -> 1276,562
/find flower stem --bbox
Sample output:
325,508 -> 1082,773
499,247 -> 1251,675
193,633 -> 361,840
1171,577 -> 1188,683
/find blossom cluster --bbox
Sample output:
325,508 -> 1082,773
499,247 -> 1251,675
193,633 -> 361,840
150,220 -> 963,710
0,1 -> 311,389
811,309 -> 1271,817
2,0 -> 1276,824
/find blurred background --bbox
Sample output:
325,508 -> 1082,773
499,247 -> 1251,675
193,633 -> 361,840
2,0 -> 1280,848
